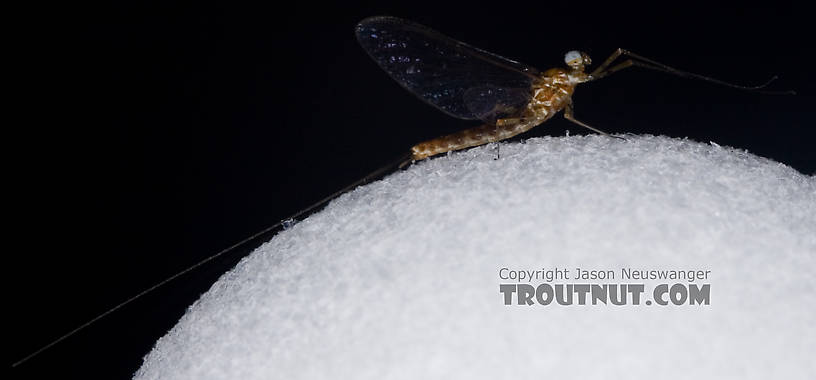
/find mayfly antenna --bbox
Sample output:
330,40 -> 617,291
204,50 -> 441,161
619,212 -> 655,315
12,152 -> 412,368
588,48 -> 796,95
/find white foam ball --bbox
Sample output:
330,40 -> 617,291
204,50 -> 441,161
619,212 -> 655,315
135,135 -> 816,379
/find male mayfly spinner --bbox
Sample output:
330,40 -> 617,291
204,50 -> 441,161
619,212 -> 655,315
355,16 -> 790,164
11,15 -> 792,368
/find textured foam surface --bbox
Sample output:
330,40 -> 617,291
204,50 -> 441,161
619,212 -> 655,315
134,135 -> 816,379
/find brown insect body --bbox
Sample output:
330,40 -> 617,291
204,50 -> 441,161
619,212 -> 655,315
410,67 -> 590,160
356,17 -> 789,164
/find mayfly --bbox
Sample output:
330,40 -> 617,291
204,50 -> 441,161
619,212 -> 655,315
356,16 -> 791,164
12,16 -> 792,368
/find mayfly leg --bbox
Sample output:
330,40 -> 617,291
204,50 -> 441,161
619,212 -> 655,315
563,101 -> 624,140
592,58 -> 668,81
589,48 -> 793,95
590,48 -> 628,78
590,48 -> 698,81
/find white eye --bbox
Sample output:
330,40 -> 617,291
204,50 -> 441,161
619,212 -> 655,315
564,50 -> 582,65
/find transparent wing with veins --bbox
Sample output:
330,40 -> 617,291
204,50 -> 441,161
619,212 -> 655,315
355,16 -> 540,123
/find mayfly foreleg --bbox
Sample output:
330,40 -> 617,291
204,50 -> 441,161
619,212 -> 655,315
589,48 -> 693,79
592,58 -> 673,81
589,48 -> 792,94
618,50 -> 776,90
563,101 -> 624,139
589,47 -> 627,77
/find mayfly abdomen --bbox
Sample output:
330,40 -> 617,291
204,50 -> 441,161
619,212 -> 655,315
410,70 -> 578,160
410,117 -> 540,160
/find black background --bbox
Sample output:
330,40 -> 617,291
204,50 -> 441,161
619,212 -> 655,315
11,1 -> 813,379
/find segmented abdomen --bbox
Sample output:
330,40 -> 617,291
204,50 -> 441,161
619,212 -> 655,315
410,70 -> 575,160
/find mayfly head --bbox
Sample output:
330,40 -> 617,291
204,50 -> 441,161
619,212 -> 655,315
564,50 -> 592,72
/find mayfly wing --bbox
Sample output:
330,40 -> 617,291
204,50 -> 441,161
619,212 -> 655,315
355,16 -> 540,123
